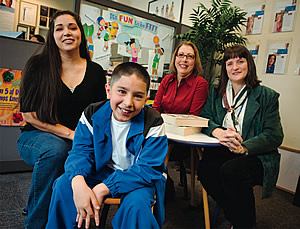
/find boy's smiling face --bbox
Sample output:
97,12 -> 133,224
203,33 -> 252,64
106,74 -> 148,122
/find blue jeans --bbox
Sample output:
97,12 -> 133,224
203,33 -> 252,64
17,130 -> 72,229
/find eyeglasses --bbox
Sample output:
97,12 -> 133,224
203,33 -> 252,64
176,53 -> 195,60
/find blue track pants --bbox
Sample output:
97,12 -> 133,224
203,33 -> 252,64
46,174 -> 159,229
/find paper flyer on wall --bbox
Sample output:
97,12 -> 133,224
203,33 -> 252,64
117,33 -> 143,62
246,5 -> 265,35
0,68 -> 25,126
0,0 -> 16,31
265,43 -> 289,74
273,0 -> 297,33
247,45 -> 260,65
147,49 -> 165,81
80,4 -> 112,70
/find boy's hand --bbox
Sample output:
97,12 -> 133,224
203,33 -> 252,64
92,183 -> 110,205
71,176 -> 100,229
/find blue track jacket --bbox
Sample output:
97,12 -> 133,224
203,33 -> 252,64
64,100 -> 168,227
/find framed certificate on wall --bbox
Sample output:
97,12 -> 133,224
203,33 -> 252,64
17,24 -> 29,39
19,1 -> 38,27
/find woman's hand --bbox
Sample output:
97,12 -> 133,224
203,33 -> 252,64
212,127 -> 246,154
72,176 -> 100,229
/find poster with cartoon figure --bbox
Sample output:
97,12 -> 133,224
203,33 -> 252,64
80,4 -> 175,72
125,38 -> 142,63
80,4 -> 120,69
148,36 -> 165,81
96,16 -> 119,51
117,33 -> 142,63
148,36 -> 164,80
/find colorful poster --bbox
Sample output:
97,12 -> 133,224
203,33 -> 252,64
273,0 -> 297,33
80,3 -> 175,77
80,4 -> 111,69
147,49 -> 165,81
265,43 -> 289,74
246,5 -> 265,35
247,44 -> 260,65
0,68 -> 24,126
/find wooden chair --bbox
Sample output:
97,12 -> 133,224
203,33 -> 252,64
99,198 -> 120,229
99,197 -> 155,229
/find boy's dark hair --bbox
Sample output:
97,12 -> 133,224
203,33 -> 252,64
111,62 -> 150,91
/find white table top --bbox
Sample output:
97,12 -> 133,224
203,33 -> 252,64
166,132 -> 220,147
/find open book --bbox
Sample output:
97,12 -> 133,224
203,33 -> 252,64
161,114 -> 208,127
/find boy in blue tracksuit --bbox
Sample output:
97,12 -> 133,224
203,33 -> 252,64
46,62 -> 168,229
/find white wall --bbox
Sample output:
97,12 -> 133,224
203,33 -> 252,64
277,148 -> 300,192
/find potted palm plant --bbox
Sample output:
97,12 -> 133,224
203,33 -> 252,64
176,0 -> 248,85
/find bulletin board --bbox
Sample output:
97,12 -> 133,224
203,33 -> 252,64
79,1 -> 176,81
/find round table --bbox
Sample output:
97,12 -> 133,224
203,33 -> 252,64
166,132 -> 221,229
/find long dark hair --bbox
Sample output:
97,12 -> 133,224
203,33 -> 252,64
217,45 -> 261,96
19,10 -> 89,124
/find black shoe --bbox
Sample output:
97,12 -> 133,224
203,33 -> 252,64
22,208 -> 28,216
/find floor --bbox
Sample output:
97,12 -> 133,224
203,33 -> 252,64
1,162 -> 300,228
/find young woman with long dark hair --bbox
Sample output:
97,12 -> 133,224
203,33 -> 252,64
17,10 -> 106,228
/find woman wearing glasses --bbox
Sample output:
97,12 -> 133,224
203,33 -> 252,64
152,41 -> 208,118
152,41 -> 209,196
